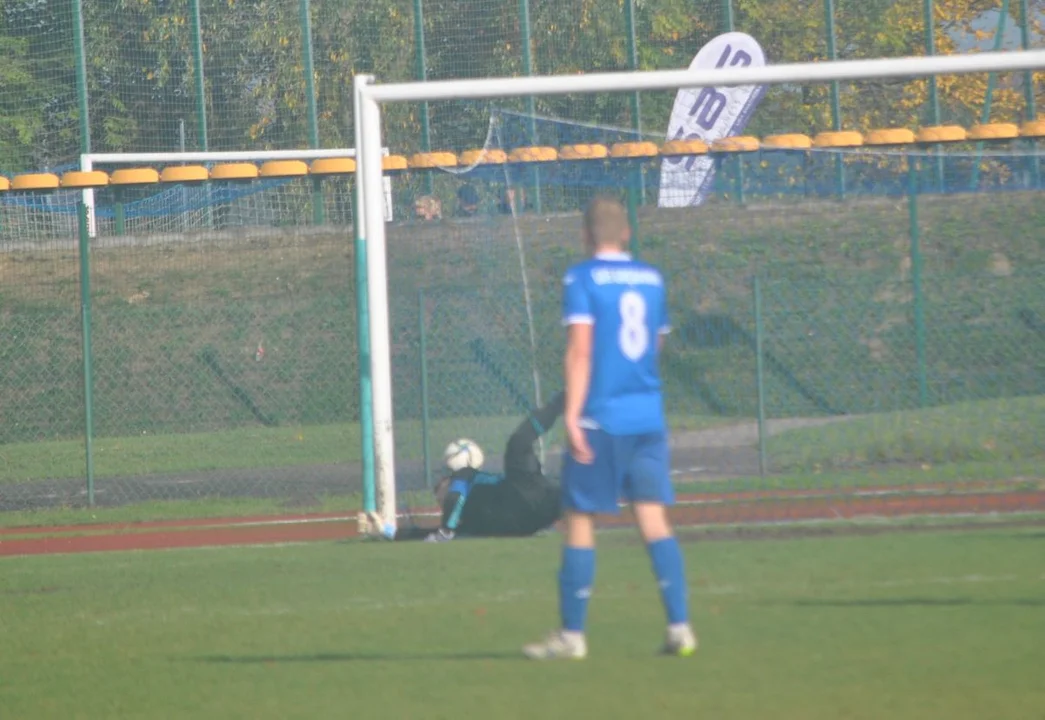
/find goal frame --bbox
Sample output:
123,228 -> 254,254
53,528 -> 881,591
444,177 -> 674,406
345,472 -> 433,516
354,49 -> 1045,535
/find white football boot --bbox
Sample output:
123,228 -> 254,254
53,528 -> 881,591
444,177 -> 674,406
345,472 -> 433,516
522,630 -> 588,660
661,623 -> 698,657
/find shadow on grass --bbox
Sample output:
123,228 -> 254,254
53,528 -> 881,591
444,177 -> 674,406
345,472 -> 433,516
788,597 -> 1045,608
197,651 -> 519,664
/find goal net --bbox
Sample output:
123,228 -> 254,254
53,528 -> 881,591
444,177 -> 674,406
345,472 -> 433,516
355,49 -> 1045,536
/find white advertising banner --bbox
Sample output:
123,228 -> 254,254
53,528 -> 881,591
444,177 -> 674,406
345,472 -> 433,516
657,32 -> 766,208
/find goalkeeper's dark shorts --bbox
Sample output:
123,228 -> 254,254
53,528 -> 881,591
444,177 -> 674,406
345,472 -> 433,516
456,474 -> 560,537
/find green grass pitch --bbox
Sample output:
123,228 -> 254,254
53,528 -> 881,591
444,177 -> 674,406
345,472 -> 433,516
2,525 -> 1043,719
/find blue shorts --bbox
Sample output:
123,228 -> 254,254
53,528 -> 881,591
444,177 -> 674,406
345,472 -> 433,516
562,429 -> 673,515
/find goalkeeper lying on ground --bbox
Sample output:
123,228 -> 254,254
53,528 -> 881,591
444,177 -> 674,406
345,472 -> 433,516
396,392 -> 565,542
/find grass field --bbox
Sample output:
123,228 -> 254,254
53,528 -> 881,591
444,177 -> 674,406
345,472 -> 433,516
2,524 -> 1043,719
0,412 -> 729,485
2,395 -> 1041,488
765,395 -> 1045,473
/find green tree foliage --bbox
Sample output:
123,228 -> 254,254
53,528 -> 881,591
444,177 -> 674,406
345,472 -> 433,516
0,0 -> 1041,174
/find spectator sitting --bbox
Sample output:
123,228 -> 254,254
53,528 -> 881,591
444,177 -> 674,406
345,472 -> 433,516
498,186 -> 527,215
455,184 -> 480,217
414,195 -> 442,221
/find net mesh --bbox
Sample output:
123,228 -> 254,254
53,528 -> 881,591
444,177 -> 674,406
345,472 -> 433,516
382,106 -> 1045,521
1,0 -> 1044,524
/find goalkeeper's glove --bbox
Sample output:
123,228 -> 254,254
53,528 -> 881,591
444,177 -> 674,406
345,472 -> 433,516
424,528 -> 455,543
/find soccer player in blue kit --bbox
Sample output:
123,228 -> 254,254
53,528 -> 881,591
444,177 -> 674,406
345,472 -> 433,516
523,196 -> 696,660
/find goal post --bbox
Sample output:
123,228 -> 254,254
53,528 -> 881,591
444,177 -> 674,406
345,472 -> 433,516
354,49 -> 1045,536
77,144 -> 392,527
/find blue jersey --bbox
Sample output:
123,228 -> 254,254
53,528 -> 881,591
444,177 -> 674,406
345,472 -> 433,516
562,251 -> 670,435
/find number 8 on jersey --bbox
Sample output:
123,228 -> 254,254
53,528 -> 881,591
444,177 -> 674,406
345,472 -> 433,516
562,252 -> 670,436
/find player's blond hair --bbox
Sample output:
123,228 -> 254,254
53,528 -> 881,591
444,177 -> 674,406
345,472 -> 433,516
583,196 -> 630,251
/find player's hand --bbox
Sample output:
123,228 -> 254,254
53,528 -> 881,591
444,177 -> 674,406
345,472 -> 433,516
424,528 -> 455,543
566,421 -> 594,465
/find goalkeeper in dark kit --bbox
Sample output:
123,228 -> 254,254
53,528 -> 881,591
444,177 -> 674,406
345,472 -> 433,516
396,392 -> 565,542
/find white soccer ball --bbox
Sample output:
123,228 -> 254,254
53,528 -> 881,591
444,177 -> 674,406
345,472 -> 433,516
443,438 -> 484,472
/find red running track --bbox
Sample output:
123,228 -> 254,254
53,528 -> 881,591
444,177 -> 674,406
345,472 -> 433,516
2,487 -> 1043,557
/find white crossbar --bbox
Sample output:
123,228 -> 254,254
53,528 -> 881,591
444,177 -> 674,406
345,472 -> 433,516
362,49 -> 1045,103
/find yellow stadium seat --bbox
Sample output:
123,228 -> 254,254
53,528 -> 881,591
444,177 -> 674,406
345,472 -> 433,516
661,139 -> 709,156
1020,120 -> 1045,138
609,142 -> 659,158
210,163 -> 259,181
310,158 -> 356,175
762,134 -> 812,149
915,125 -> 967,143
160,166 -> 209,184
967,123 -> 1019,140
0,177 -> 10,192
260,160 -> 309,178
559,144 -> 609,160
408,152 -> 458,169
812,131 -> 863,148
12,173 -> 60,192
711,136 -> 760,152
508,147 -> 559,163
60,170 -> 109,189
110,168 -> 160,186
458,149 -> 508,165
864,128 -> 916,146
382,155 -> 409,171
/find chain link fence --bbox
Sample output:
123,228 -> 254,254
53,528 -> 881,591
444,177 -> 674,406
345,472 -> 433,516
1,153 -> 1044,517
1,0 -> 1044,521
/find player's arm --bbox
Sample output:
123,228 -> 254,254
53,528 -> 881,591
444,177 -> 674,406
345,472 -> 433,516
562,269 -> 595,463
426,478 -> 468,542
562,269 -> 593,425
657,271 -> 671,353
564,324 -> 593,429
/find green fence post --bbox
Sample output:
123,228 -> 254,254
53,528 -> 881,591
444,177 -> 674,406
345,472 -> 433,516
73,0 -> 94,502
969,0 -> 1010,190
627,166 -> 641,257
1018,0 -> 1040,187
300,0 -> 325,225
624,0 -> 646,204
721,0 -> 735,30
114,189 -> 125,236
923,0 -> 945,191
189,0 -> 209,152
189,0 -> 213,229
72,0 -> 90,154
722,0 -> 745,203
519,0 -> 542,212
418,290 -> 432,489
752,275 -> 768,477
412,0 -> 434,196
77,202 -> 96,505
823,0 -> 845,199
734,153 -> 745,205
72,0 -> 93,239
907,156 -> 929,408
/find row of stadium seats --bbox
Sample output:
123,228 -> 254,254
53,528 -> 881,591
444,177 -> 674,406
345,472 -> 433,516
2,120 -> 1042,193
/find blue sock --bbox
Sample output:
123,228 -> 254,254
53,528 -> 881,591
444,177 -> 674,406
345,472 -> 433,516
647,537 -> 689,625
558,546 -> 596,632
